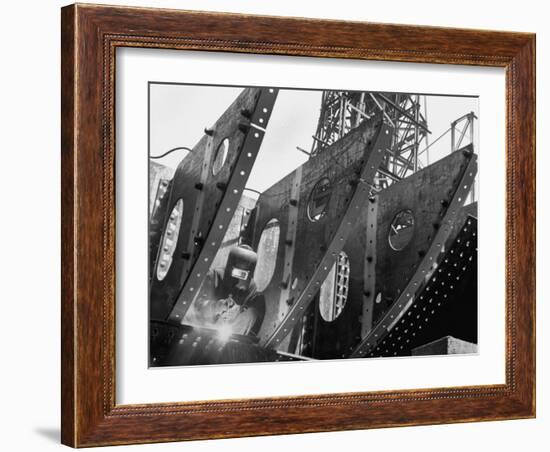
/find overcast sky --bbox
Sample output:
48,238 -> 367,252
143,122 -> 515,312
149,83 -> 478,193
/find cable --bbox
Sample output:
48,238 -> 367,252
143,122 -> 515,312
149,146 -> 193,160
243,187 -> 262,196
416,126 -> 452,158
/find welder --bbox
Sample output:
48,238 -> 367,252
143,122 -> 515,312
194,244 -> 265,337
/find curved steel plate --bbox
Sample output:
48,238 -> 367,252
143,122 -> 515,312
149,87 -> 278,320
262,121 -> 391,347
350,148 -> 477,357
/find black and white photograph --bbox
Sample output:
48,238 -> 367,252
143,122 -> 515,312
1,0 -> 542,449
148,83 -> 479,367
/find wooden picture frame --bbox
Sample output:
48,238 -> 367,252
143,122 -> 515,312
61,3 -> 536,447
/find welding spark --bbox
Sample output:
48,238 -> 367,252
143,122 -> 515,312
217,324 -> 233,343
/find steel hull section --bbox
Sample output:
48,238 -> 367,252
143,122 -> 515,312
149,87 -> 278,321
250,119 -> 391,347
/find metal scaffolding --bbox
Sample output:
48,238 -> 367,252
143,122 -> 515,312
310,91 -> 430,189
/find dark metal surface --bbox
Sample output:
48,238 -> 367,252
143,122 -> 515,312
372,146 -> 475,323
362,195 -> 378,338
277,167 -> 303,324
168,88 -> 279,323
263,121 -> 391,347
148,87 -> 279,321
304,150 -> 476,360
368,215 -> 478,357
310,91 -> 430,190
351,149 -> 478,357
245,120 -> 385,346
150,322 -> 305,366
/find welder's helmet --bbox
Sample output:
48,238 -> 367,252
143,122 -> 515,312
223,245 -> 257,292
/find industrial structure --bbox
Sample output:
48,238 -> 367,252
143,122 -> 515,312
149,87 -> 478,366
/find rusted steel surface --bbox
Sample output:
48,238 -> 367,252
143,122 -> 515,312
149,87 -> 278,320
